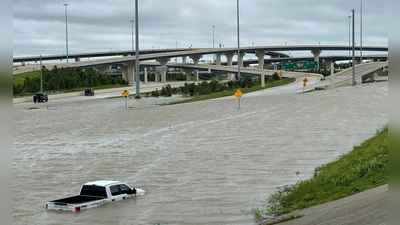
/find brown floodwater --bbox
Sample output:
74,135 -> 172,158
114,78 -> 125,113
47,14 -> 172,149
13,80 -> 387,225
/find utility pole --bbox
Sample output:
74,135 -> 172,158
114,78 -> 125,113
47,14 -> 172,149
236,0 -> 241,80
351,9 -> 356,86
134,0 -> 141,99
360,0 -> 363,63
63,3 -> 69,63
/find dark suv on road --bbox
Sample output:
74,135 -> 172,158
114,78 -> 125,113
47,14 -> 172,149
84,89 -> 95,96
33,92 -> 48,103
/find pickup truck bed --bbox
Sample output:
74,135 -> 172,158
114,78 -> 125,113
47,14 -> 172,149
49,195 -> 106,205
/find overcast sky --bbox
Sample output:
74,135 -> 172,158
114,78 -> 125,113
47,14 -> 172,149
13,0 -> 388,61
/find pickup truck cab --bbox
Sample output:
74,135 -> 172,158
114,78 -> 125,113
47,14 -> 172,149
46,180 -> 145,212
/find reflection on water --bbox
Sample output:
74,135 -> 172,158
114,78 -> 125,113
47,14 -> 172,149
13,83 -> 387,225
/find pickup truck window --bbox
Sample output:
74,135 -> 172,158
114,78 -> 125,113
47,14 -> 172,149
80,185 -> 107,198
109,184 -> 132,196
120,184 -> 131,194
110,185 -> 120,196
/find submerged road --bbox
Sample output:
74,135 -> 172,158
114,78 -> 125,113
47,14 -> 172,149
13,75 -> 388,225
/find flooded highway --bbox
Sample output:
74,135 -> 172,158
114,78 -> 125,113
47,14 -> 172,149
13,79 -> 388,225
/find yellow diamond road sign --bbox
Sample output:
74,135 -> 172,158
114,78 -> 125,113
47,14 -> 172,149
234,89 -> 243,99
122,90 -> 130,97
302,77 -> 308,83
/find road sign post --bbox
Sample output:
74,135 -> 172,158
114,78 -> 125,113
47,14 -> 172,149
122,90 -> 130,109
302,78 -> 308,93
234,89 -> 243,108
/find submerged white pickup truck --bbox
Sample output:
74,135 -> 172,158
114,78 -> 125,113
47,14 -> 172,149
46,180 -> 145,212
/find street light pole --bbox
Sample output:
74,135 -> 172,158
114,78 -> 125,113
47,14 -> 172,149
63,3 -> 69,63
130,20 -> 134,51
212,25 -> 215,63
351,9 -> 356,86
348,15 -> 351,56
236,0 -> 241,80
40,55 -> 43,93
134,0 -> 141,99
360,0 -> 363,63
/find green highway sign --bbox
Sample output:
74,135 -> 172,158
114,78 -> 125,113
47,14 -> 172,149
282,61 -> 297,70
302,61 -> 318,69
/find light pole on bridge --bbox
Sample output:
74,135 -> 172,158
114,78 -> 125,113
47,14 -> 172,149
63,3 -> 69,63
236,0 -> 241,80
130,20 -> 134,51
348,15 -> 351,56
212,25 -> 215,63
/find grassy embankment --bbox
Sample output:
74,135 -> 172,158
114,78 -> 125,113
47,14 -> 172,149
164,78 -> 296,105
377,70 -> 388,76
251,125 -> 388,223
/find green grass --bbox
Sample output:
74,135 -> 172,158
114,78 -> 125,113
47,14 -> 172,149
13,71 -> 40,86
164,78 -> 295,105
377,70 -> 388,76
251,125 -> 388,222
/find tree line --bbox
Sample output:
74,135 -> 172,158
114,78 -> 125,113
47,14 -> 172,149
13,66 -> 129,95
147,73 -> 283,97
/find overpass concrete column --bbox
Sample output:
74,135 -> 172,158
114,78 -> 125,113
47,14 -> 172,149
329,61 -> 335,89
224,52 -> 235,66
156,58 -> 170,66
238,52 -> 246,67
124,63 -> 136,84
256,50 -> 268,87
119,65 -> 128,82
323,59 -> 335,77
144,67 -> 148,84
311,50 -> 322,66
189,54 -> 202,64
193,71 -> 199,81
182,56 -> 186,63
260,70 -> 265,87
224,52 -> 235,80
154,69 -> 160,82
215,54 -> 222,66
21,61 -> 26,66
255,50 -> 267,69
189,54 -> 202,82
214,72 -> 223,81
271,55 -> 280,70
156,58 -> 170,83
75,57 -> 81,62
182,68 -> 194,81
94,65 -> 111,74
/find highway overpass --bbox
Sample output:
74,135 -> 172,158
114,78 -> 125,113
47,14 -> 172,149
13,44 -> 388,87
